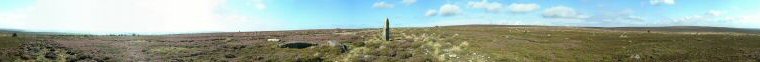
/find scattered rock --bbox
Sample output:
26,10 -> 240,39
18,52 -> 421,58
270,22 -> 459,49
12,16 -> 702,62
630,54 -> 641,59
619,35 -> 628,38
44,51 -> 57,59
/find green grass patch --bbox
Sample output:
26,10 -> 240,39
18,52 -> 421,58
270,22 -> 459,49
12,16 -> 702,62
0,37 -> 23,49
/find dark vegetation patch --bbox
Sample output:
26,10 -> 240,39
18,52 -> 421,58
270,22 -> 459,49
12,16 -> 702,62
280,42 -> 318,49
0,37 -> 22,49
0,40 -> 104,62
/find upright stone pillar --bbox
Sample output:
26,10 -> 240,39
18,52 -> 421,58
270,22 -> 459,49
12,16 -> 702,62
384,18 -> 391,41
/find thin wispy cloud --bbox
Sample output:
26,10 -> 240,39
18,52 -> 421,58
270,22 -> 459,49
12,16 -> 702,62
373,1 -> 394,9
507,3 -> 540,13
468,0 -> 503,13
542,6 -> 589,19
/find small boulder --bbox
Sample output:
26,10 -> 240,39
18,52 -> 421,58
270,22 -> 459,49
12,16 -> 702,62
340,44 -> 349,53
327,41 -> 349,53
327,41 -> 340,47
45,52 -> 57,59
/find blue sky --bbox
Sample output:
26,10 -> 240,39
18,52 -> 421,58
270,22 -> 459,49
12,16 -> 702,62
0,0 -> 759,34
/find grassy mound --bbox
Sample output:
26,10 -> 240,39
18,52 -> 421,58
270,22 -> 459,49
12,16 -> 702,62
333,29 -> 489,62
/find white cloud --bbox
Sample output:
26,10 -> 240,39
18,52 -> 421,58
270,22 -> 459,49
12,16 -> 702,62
542,6 -> 588,19
720,12 -> 760,28
429,18 -> 548,26
671,16 -> 705,22
0,0 -> 279,34
624,16 -> 645,21
507,3 -> 540,13
662,11 -> 749,27
591,9 -> 645,22
616,9 -> 645,21
401,0 -> 416,5
732,15 -> 760,23
706,10 -> 724,17
468,0 -> 503,13
650,0 -> 675,6
671,10 -> 726,22
425,9 -> 437,16
253,0 -> 267,10
373,2 -> 394,9
439,4 -> 462,16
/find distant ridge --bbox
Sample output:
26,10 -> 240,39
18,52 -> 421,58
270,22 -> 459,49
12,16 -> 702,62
442,25 -> 760,34
587,26 -> 760,34
440,24 -> 553,27
0,28 -> 90,35
0,29 -> 23,33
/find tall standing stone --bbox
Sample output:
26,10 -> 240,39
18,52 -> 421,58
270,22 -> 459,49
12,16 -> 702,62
384,18 -> 391,41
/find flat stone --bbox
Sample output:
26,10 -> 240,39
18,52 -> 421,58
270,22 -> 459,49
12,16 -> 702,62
267,39 -> 280,42
327,41 -> 339,47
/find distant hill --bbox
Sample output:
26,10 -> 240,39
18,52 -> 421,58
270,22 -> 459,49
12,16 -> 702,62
440,24 -> 553,27
0,28 -> 88,35
586,26 -> 760,34
442,25 -> 760,34
0,29 -> 23,33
